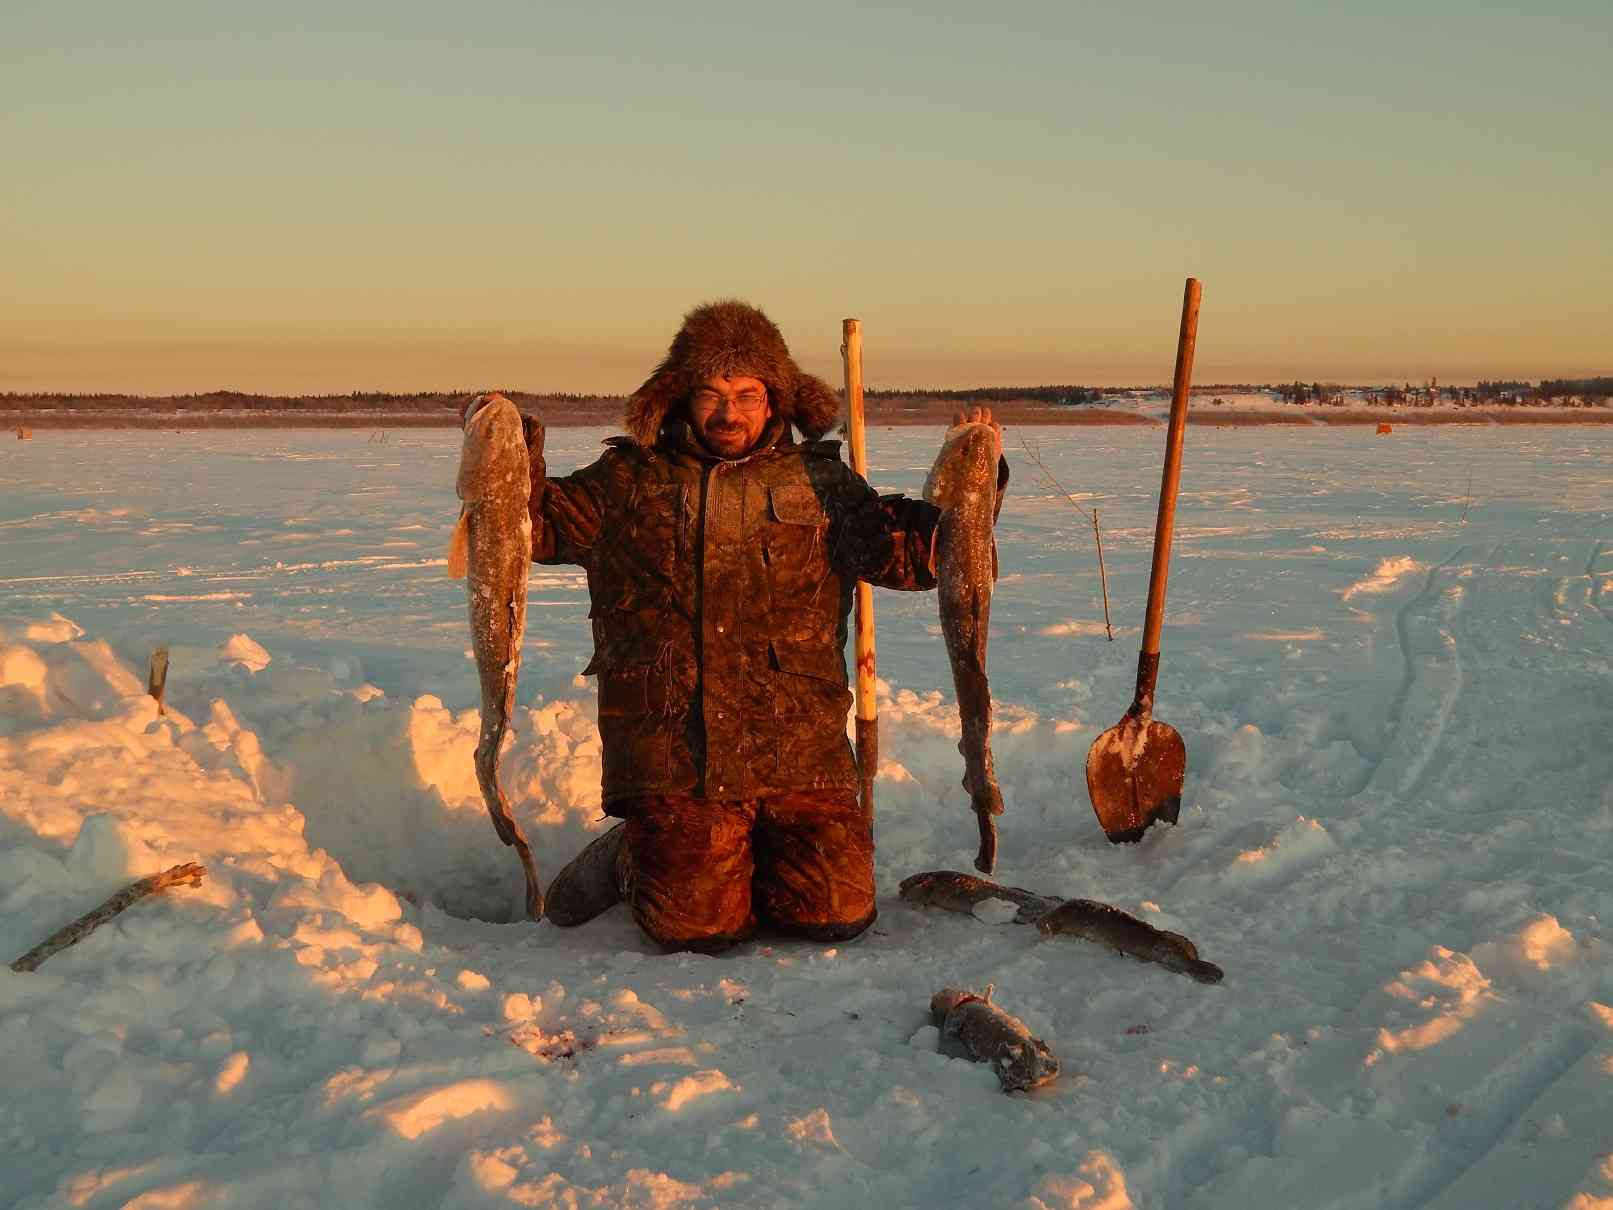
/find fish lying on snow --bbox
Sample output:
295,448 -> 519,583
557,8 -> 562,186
899,870 -> 1062,924
923,421 -> 1004,873
931,985 -> 1061,1093
1037,898 -> 1224,984
902,869 -> 1224,984
449,396 -> 544,920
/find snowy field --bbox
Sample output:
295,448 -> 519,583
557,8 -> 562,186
2,424 -> 1610,1210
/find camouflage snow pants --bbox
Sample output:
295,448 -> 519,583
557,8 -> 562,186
613,789 -> 876,952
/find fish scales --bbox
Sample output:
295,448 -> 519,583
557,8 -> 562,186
923,422 -> 1004,873
931,985 -> 1060,1093
451,397 -> 544,920
1036,898 -> 1224,984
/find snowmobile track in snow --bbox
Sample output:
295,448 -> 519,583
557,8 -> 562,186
1380,1018 -> 1601,1210
1348,545 -> 1471,802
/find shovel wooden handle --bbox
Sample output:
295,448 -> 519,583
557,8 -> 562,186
1133,278 -> 1201,710
843,318 -> 878,822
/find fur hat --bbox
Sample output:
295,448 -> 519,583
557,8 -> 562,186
626,300 -> 839,445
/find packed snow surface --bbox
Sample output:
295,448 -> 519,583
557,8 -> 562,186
2,426 -> 1610,1209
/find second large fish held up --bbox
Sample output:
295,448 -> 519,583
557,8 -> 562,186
449,396 -> 544,921
924,420 -> 1005,873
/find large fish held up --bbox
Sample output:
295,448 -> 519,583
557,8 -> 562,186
924,421 -> 1005,873
449,396 -> 544,920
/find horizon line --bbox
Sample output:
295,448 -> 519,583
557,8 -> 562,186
6,377 -> 1603,400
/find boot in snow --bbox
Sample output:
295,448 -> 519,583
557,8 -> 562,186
545,822 -> 631,927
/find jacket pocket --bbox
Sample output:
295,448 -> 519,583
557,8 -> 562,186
765,486 -> 832,600
769,637 -> 850,716
585,627 -> 685,796
583,616 -> 690,718
768,637 -> 855,782
769,636 -> 846,686
768,485 -> 829,526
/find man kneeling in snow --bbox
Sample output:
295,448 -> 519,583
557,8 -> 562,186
465,301 -> 1005,951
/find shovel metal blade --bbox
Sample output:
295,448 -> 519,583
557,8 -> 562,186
1085,714 -> 1185,844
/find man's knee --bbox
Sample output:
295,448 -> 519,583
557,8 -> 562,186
753,790 -> 876,937
622,797 -> 757,952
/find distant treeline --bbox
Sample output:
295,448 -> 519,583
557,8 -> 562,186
0,386 -> 1110,426
3,385 -> 1107,410
865,385 -> 1102,406
5,375 -> 1607,420
1,390 -> 618,414
1533,377 -> 1613,400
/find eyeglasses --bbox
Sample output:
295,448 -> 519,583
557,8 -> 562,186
692,387 -> 768,413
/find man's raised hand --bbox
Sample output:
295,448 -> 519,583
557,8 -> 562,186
952,405 -> 1004,464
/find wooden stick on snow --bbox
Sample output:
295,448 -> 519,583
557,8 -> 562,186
10,862 -> 207,973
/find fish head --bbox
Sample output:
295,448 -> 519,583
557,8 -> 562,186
922,421 -> 999,509
457,397 -> 530,504
898,871 -> 936,897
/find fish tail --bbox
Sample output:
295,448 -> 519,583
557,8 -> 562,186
1186,958 -> 1225,984
447,508 -> 470,579
973,809 -> 998,874
475,734 -> 518,846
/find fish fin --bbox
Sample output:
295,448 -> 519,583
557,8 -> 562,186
991,536 -> 999,582
928,523 -> 941,578
447,508 -> 470,579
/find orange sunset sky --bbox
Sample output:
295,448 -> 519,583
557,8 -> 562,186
4,1 -> 1608,394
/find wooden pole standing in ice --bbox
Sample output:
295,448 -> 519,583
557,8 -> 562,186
842,318 -> 879,822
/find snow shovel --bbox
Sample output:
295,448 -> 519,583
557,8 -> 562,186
1086,278 -> 1201,844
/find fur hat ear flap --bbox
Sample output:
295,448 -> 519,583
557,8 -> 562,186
625,363 -> 683,447
790,371 -> 840,442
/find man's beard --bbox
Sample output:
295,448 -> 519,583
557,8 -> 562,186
701,423 -> 752,454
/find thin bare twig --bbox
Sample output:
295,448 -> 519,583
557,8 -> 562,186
1091,508 -> 1114,641
1018,435 -> 1092,520
1018,436 -> 1115,641
10,862 -> 207,972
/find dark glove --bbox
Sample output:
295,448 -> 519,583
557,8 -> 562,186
521,412 -> 545,460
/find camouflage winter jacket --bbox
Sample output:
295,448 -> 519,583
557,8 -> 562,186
528,414 -> 1005,808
